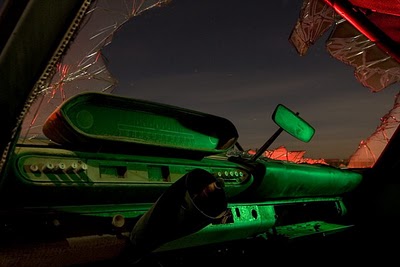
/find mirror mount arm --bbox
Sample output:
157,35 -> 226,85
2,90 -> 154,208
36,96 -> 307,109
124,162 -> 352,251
235,142 -> 244,152
250,127 -> 284,162
251,110 -> 301,162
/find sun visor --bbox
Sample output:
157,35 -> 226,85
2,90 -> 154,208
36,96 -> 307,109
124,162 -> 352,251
43,92 -> 238,158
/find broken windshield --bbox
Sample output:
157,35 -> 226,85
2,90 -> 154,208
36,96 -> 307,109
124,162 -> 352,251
17,0 -> 400,168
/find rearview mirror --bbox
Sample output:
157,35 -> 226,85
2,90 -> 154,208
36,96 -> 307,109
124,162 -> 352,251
272,104 -> 315,143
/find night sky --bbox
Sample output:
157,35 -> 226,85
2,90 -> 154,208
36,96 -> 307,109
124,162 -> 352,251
103,0 -> 398,159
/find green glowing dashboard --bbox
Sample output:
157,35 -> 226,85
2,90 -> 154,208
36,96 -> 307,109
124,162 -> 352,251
6,92 -> 361,206
2,92 -> 363,250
